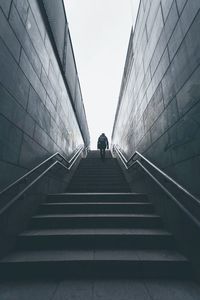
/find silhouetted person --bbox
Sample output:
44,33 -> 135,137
97,133 -> 109,159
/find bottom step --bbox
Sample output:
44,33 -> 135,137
0,250 -> 193,279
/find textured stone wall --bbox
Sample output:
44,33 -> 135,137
112,0 -> 200,197
0,0 -> 89,190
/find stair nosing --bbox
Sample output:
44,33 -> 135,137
48,193 -> 147,196
0,249 -> 188,263
20,233 -> 172,238
32,214 -> 161,218
41,202 -> 152,206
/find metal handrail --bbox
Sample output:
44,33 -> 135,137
0,146 -> 85,214
0,146 -> 84,195
0,161 -> 57,215
136,160 -> 200,229
113,145 -> 200,206
67,146 -> 85,170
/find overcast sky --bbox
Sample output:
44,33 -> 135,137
64,0 -> 140,148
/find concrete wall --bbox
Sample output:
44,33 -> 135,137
112,0 -> 200,197
0,0 -> 90,190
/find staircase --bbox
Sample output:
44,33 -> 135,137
67,150 -> 129,192
0,150 -> 193,280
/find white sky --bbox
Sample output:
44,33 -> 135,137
64,0 -> 140,149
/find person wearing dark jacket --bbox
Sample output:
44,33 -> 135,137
97,133 -> 109,159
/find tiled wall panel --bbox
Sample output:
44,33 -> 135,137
0,0 -> 89,190
112,0 -> 200,196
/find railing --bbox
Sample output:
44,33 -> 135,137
113,145 -> 200,227
0,146 -> 85,214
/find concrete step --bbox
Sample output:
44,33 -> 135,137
17,228 -> 175,250
79,159 -> 117,164
87,151 -> 112,158
69,182 -> 129,189
72,173 -> 125,178
73,170 -> 124,176
73,166 -> 123,171
79,163 -> 121,168
67,190 -> 131,193
0,250 -> 192,279
67,187 -> 131,193
69,178 -> 128,184
69,178 -> 128,185
67,186 -> 130,190
76,161 -> 120,166
73,166 -> 124,173
30,214 -> 163,229
69,178 -> 128,183
73,173 -> 124,178
46,193 -> 149,203
72,171 -> 125,177
38,202 -> 154,214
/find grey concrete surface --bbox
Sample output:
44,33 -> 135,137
0,0 -> 89,261
112,0 -> 200,197
0,0 -> 89,190
0,279 -> 200,300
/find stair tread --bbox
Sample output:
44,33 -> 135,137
48,193 -> 146,196
20,228 -> 171,236
0,250 -> 187,263
46,193 -> 149,203
33,213 -> 160,218
41,202 -> 152,206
